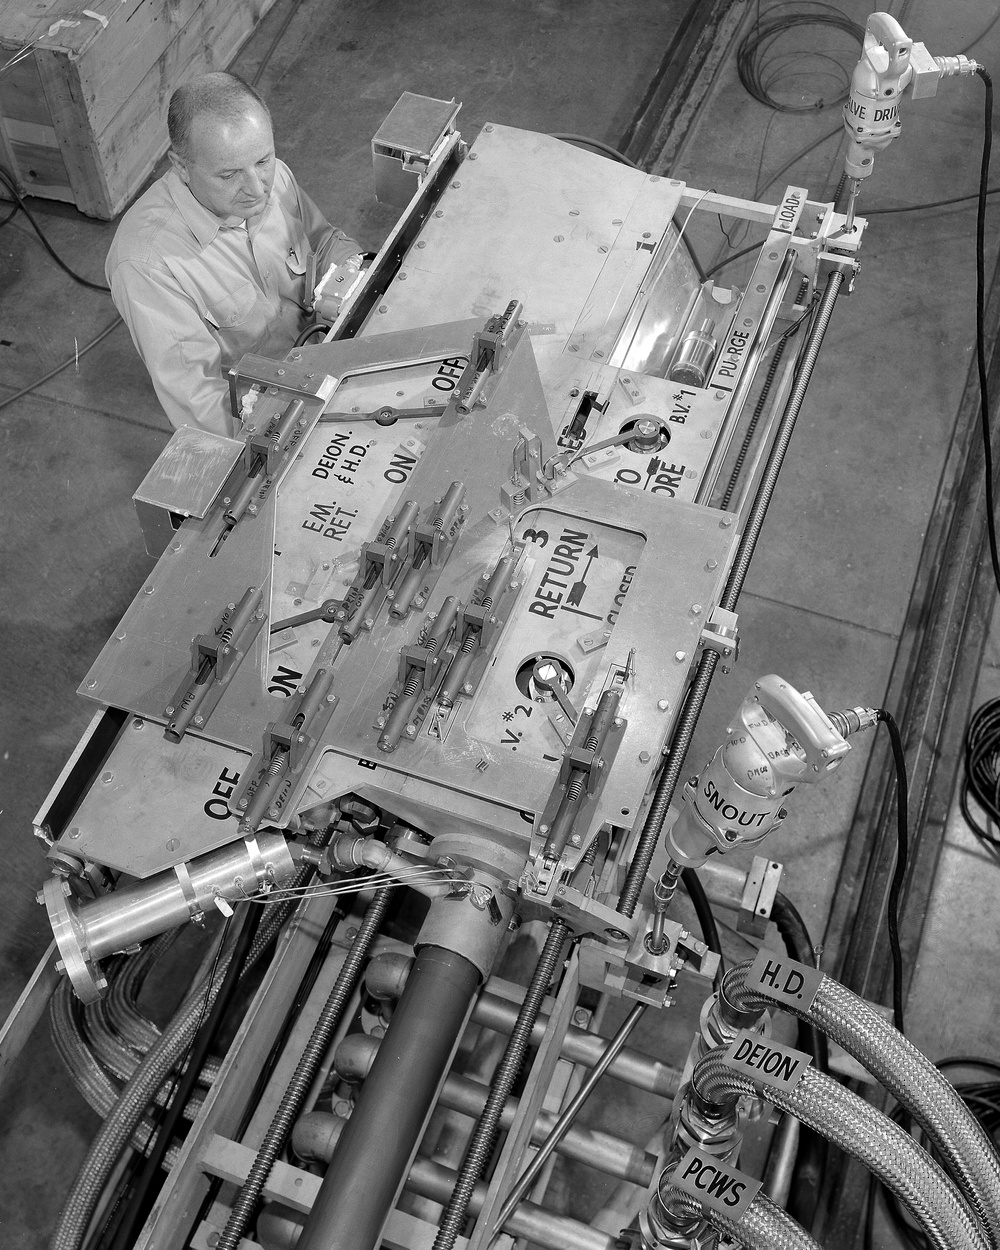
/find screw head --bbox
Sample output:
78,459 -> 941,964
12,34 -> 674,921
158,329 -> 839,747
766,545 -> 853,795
657,700 -> 669,711
68,827 -> 81,840
539,823 -> 549,834
674,651 -> 687,662
101,771 -> 113,784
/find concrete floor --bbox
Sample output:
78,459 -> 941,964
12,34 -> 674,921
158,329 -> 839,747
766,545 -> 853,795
1,0 -> 999,1245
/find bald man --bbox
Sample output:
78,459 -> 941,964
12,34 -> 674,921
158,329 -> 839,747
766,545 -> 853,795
106,73 -> 361,436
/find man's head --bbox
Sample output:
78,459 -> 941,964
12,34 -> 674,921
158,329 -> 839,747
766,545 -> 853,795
167,73 -> 276,223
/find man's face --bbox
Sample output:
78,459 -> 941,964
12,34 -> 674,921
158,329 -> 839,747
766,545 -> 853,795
169,105 -> 276,224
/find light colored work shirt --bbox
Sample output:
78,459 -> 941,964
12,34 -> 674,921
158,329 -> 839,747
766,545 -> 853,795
106,160 -> 359,435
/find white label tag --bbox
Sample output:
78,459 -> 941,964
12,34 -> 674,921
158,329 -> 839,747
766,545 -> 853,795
723,1028 -> 811,1092
672,1147 -> 762,1218
746,947 -> 823,1011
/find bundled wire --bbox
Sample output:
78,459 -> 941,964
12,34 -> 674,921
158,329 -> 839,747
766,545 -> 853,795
237,862 -> 457,906
737,4 -> 864,113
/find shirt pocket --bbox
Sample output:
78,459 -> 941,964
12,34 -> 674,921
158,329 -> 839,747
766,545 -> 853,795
285,246 -> 307,277
204,281 -> 257,330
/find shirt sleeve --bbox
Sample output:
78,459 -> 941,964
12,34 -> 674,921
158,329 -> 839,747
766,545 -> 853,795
109,260 -> 235,437
291,176 -> 362,273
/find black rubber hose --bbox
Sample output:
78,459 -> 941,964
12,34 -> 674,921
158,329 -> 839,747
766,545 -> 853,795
770,890 -> 828,1228
430,920 -> 569,1250
216,886 -> 396,1250
680,868 -> 724,976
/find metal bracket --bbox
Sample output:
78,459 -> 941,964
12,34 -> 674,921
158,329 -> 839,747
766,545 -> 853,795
164,587 -> 266,743
738,855 -> 783,938
231,670 -> 338,831
698,605 -> 739,670
227,354 -> 338,422
454,300 -> 527,413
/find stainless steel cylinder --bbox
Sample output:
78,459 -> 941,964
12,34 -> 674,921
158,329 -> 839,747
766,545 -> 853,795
668,319 -> 717,387
44,830 -> 295,1003
294,944 -> 482,1250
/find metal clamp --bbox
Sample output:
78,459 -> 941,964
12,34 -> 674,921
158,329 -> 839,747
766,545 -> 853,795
698,606 -> 739,669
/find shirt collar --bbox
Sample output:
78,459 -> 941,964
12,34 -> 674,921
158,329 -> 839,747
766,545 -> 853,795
164,168 -> 253,248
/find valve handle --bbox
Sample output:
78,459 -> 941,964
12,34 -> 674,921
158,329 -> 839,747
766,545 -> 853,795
751,674 -> 849,775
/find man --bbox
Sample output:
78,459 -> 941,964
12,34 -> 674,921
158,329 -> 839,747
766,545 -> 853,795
106,72 -> 361,436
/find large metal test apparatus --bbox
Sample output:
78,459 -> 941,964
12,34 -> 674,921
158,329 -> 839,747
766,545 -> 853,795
23,94 -> 884,1250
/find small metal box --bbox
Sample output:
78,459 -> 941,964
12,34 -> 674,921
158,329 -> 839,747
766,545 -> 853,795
372,91 -> 461,207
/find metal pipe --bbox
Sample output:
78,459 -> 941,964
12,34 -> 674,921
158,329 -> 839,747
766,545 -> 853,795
215,887 -> 396,1250
763,1113 -> 800,1208
617,267 -> 847,918
44,832 -> 296,1002
410,1157 -> 620,1250
472,991 -> 681,1097
351,964 -> 682,1098
431,920 -> 568,1250
295,945 -> 482,1250
492,1002 -> 647,1232
325,1040 -> 655,1185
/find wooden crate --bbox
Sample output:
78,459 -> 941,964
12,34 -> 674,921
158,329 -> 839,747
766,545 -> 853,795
0,0 -> 279,219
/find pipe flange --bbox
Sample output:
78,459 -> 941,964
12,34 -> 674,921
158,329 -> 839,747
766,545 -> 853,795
43,875 -> 106,1004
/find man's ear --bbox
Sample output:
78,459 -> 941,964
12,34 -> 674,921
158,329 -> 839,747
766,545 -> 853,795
167,147 -> 190,185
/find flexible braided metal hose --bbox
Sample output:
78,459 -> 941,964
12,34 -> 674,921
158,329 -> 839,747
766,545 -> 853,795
667,1188 -> 824,1250
430,919 -> 569,1250
723,961 -> 1000,1248
215,886 -> 397,1250
50,903 -> 289,1250
694,1053 -> 989,1250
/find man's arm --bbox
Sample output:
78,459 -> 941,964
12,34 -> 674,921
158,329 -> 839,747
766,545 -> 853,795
109,261 -> 235,437
292,177 -> 363,274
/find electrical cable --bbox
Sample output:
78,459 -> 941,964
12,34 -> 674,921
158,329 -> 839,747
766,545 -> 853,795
0,318 -> 123,413
294,321 -> 332,347
962,700 -> 1000,863
679,868 -> 724,978
769,888 -> 829,1229
549,133 -> 641,168
877,708 -> 909,1037
973,68 -> 1000,602
737,5 -> 864,113
0,166 -> 111,292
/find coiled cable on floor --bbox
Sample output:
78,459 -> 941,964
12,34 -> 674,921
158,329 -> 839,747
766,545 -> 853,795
736,5 -> 864,113
962,699 -> 1000,863
431,919 -> 569,1250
